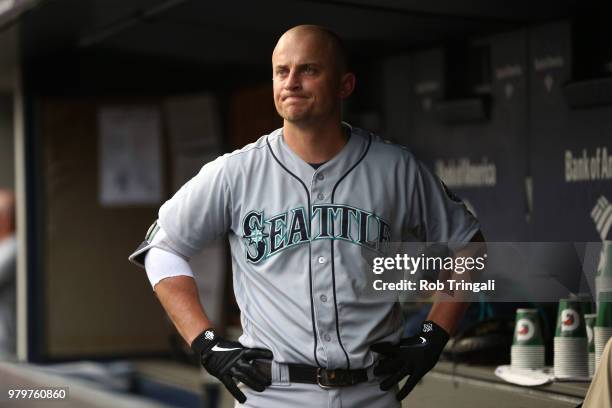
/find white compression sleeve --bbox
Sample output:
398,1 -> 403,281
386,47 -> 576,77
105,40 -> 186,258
144,247 -> 194,290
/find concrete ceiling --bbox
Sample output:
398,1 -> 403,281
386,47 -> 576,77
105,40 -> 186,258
15,0 -> 581,66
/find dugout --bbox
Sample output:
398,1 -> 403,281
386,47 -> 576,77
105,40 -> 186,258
0,1 -> 610,407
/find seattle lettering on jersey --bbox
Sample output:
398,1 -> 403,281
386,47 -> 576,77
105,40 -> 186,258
242,204 -> 391,263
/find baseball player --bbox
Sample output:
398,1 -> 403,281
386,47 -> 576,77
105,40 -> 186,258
129,25 -> 484,407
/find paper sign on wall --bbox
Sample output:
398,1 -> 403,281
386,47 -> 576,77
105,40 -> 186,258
98,106 -> 163,206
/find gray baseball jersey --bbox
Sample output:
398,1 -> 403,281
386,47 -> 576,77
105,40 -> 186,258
131,123 -> 479,370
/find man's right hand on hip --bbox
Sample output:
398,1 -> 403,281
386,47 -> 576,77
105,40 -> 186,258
191,329 -> 273,403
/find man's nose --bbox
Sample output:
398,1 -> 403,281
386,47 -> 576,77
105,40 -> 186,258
285,69 -> 301,90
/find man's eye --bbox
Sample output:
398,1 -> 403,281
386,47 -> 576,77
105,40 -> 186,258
276,70 -> 288,78
304,66 -> 317,75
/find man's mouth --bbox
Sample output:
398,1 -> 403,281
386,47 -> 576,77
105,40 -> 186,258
283,95 -> 307,101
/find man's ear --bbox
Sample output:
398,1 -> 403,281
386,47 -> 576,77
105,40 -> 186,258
339,72 -> 356,99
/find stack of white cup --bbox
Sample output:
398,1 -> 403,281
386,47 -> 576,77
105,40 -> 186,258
594,327 -> 612,367
511,308 -> 545,370
585,313 -> 597,377
553,299 -> 588,378
554,337 -> 589,378
594,291 -> 612,370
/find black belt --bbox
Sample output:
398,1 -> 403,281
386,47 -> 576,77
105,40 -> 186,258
254,361 -> 368,388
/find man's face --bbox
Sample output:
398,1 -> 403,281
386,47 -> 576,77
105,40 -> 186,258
272,32 -> 345,125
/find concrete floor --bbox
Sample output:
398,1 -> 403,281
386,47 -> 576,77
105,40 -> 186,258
2,359 -> 586,408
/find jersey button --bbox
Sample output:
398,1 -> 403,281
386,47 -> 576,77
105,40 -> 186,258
317,193 -> 325,200
316,173 -> 324,181
324,334 -> 332,342
320,294 -> 327,302
317,256 -> 326,264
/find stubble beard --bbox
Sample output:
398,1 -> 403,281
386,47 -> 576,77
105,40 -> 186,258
279,102 -> 315,125
279,101 -> 339,127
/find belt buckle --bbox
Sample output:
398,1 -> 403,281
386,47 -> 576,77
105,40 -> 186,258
317,368 -> 339,389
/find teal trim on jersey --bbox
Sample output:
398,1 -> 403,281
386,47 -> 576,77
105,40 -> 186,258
266,212 -> 289,254
338,207 -> 359,245
145,221 -> 160,242
310,206 -> 324,240
328,206 -> 345,241
242,210 -> 268,263
241,203 -> 391,264
286,206 -> 310,247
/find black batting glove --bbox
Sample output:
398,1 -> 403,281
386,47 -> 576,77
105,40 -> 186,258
371,321 -> 450,401
191,329 -> 273,403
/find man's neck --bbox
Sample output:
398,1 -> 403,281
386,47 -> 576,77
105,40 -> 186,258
283,119 -> 348,164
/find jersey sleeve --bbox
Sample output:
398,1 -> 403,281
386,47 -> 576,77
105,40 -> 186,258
157,154 -> 232,257
410,160 -> 480,247
128,222 -> 187,268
